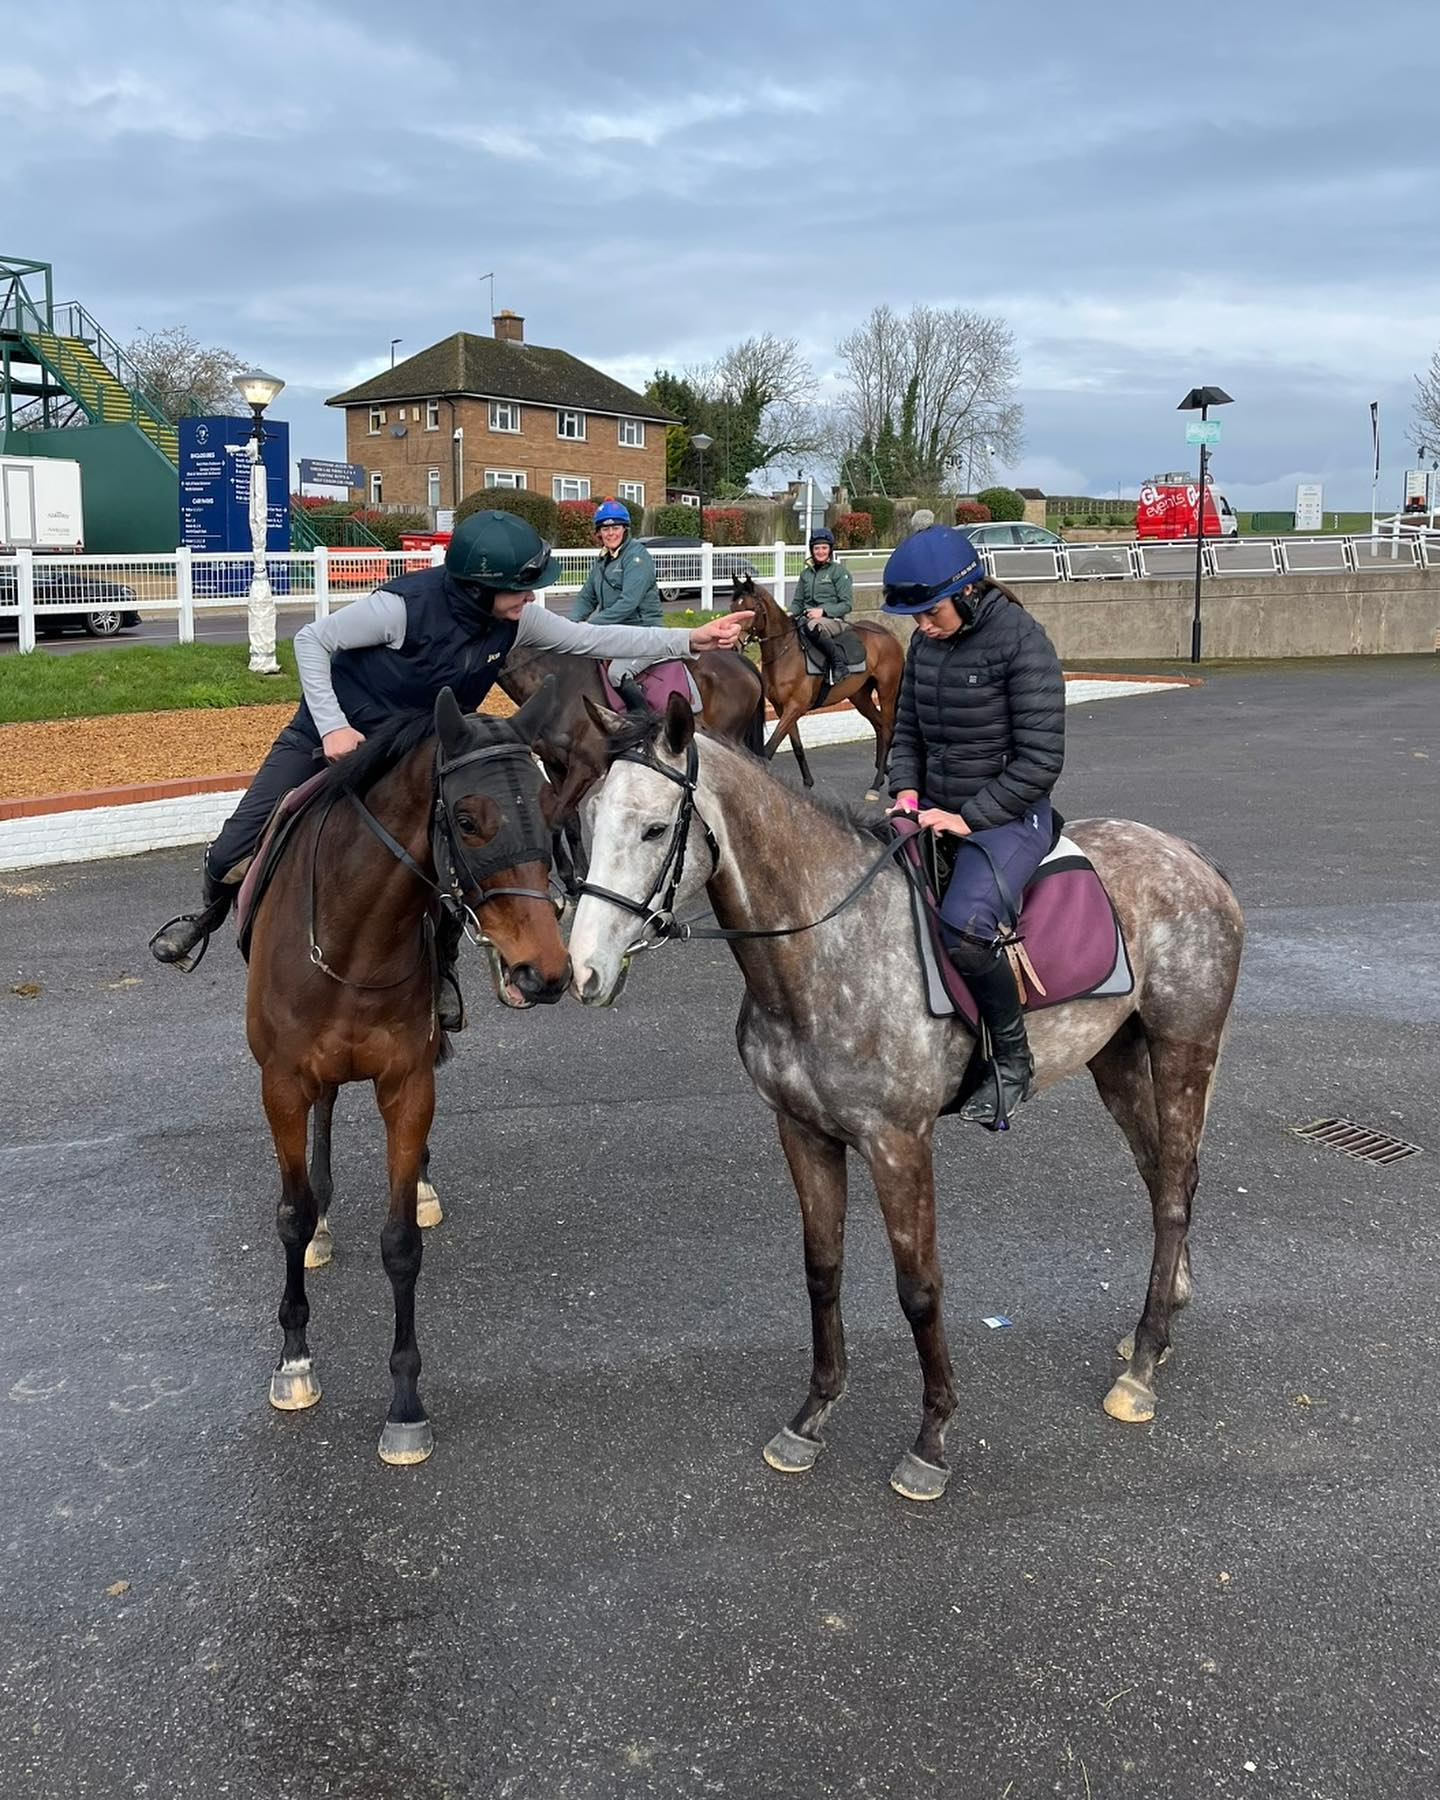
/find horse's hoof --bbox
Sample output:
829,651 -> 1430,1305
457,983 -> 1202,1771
416,1181 -> 443,1230
378,1418 -> 434,1466
1115,1334 -> 1170,1367
304,1226 -> 332,1270
889,1450 -> 950,1502
1103,1373 -> 1157,1424
269,1361 -> 321,1411
762,1425 -> 825,1474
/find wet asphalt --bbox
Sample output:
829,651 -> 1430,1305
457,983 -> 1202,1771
1,659 -> 1438,1800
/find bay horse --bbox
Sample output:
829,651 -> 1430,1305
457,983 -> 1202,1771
500,644 -> 764,892
737,571 -> 904,799
568,698 -> 1245,1501
246,684 -> 571,1465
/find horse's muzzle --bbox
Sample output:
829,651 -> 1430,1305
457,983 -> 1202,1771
504,960 -> 572,1008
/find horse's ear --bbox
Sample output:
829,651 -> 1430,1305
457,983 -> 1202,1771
733,570 -> 754,595
663,691 -> 695,756
582,695 -> 627,738
435,686 -> 467,749
509,674 -> 559,745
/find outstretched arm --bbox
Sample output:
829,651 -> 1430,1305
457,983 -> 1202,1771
515,603 -> 752,658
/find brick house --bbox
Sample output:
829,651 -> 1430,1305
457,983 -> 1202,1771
326,311 -> 676,519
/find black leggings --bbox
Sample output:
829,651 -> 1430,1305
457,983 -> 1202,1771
206,720 -> 324,880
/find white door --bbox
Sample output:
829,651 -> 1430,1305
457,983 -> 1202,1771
2,465 -> 37,544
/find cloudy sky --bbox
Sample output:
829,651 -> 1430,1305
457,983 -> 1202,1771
4,0 -> 1438,508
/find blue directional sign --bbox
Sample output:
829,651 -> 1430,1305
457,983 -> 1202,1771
179,416 -> 291,595
299,456 -> 364,490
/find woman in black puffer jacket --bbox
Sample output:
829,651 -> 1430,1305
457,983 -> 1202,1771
882,525 -> 1066,1131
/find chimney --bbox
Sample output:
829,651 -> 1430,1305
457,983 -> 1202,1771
493,309 -> 524,345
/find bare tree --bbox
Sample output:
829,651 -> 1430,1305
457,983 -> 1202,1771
712,334 -> 821,471
125,325 -> 243,422
1414,346 -> 1440,454
834,304 -> 1023,492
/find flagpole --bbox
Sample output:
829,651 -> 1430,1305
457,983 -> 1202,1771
1370,401 -> 1380,533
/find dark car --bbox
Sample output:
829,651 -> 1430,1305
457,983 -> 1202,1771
635,536 -> 756,606
963,521 -> 1131,580
0,558 -> 142,637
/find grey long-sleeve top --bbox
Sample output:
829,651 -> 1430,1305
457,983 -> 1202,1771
293,593 -> 696,738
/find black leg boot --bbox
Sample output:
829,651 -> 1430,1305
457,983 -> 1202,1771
826,641 -> 851,688
954,943 -> 1034,1130
149,861 -> 236,971
615,673 -> 648,713
435,908 -> 465,1032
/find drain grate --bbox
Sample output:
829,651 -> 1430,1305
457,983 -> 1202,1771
1290,1118 -> 1423,1166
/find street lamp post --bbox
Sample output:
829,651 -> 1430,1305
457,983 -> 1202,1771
1177,385 -> 1233,663
691,432 -> 714,538
233,367 -> 285,676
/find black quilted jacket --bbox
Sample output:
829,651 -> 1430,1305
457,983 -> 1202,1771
887,586 -> 1065,828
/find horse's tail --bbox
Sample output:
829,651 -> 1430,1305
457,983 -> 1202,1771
743,687 -> 767,756
1182,837 -> 1235,892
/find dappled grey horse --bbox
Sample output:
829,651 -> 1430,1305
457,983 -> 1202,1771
568,698 -> 1245,1501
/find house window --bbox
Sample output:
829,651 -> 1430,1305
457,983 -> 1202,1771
552,476 -> 591,502
368,406 -> 385,434
485,469 -> 527,489
427,469 -> 441,507
370,472 -> 383,505
425,399 -> 439,430
618,481 -> 644,508
489,400 -> 520,433
556,409 -> 586,441
618,418 -> 645,449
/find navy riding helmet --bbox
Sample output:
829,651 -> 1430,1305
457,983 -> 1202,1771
880,525 -> 983,615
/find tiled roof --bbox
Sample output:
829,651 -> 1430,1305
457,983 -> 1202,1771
327,332 -> 677,422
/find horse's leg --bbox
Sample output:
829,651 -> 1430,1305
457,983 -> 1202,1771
304,1083 -> 337,1270
375,1062 -> 437,1465
1100,1027 -> 1219,1424
762,1112 -> 849,1476
788,724 -> 815,789
866,1127 -> 958,1500
416,1139 -> 443,1231
847,684 -> 887,801
762,696 -> 807,763
263,1065 -> 323,1412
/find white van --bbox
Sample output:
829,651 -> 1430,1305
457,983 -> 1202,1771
0,455 -> 84,550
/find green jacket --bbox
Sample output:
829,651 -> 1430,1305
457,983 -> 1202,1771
791,558 -> 853,620
570,537 -> 662,627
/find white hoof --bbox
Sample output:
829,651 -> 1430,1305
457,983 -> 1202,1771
416,1178 -> 443,1230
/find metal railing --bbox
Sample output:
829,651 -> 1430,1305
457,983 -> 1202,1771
3,532 -> 1437,654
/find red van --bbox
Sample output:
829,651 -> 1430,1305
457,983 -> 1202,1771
1135,477 -> 1238,539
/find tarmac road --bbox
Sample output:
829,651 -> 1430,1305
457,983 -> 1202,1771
1,660 -> 1437,1798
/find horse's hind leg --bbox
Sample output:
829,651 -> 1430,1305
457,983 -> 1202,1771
375,1062 -> 437,1466
304,1084 -> 337,1270
866,1127 -> 958,1501
263,1065 -> 323,1412
416,1141 -> 443,1230
762,1112 -> 849,1477
847,684 -> 888,801
1093,1023 -> 1217,1423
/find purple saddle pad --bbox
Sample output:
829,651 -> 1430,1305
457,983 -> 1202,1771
235,767 -> 331,956
599,660 -> 697,714
891,818 -> 1133,1025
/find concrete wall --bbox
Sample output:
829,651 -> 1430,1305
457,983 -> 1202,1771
857,567 -> 1440,658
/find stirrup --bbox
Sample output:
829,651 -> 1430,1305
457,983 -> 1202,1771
437,972 -> 465,1032
149,914 -> 213,973
959,1059 -> 1031,1131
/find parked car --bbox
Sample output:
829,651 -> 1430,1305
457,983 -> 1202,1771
0,558 -> 142,637
635,536 -> 757,606
962,521 -> 1131,579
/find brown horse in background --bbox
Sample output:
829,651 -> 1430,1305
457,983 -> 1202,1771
245,685 -> 571,1465
736,572 -> 904,800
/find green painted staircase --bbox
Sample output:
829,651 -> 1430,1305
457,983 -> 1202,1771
22,321 -> 179,462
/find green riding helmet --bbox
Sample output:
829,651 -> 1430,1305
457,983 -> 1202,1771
445,511 -> 562,590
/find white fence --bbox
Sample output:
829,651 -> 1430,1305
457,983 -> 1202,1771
3,528 -> 1439,652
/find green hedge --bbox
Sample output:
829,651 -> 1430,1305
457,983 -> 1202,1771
975,485 -> 1025,522
652,502 -> 699,536
455,486 -> 560,537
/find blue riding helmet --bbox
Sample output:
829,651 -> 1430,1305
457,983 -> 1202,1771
593,498 -> 631,528
808,526 -> 836,550
880,525 -> 984,614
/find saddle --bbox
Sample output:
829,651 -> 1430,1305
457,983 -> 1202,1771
600,659 -> 701,714
801,625 -> 867,681
890,817 -> 1134,1027
234,769 -> 332,961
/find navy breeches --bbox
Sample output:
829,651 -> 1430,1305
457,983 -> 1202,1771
205,714 -> 323,880
937,798 -> 1053,942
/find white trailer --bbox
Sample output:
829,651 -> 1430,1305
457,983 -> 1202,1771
0,455 -> 84,551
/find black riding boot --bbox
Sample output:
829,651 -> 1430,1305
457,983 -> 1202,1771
149,861 -> 236,971
953,942 -> 1034,1131
825,641 -> 851,688
436,908 -> 465,1032
615,673 -> 648,713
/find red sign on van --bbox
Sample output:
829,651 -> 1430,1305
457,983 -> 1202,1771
1135,482 -> 1223,540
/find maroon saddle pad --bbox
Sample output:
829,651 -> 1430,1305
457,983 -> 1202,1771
890,817 -> 1134,1025
599,660 -> 698,714
234,767 -> 331,959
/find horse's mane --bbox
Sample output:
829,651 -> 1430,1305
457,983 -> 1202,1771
318,711 -> 437,798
